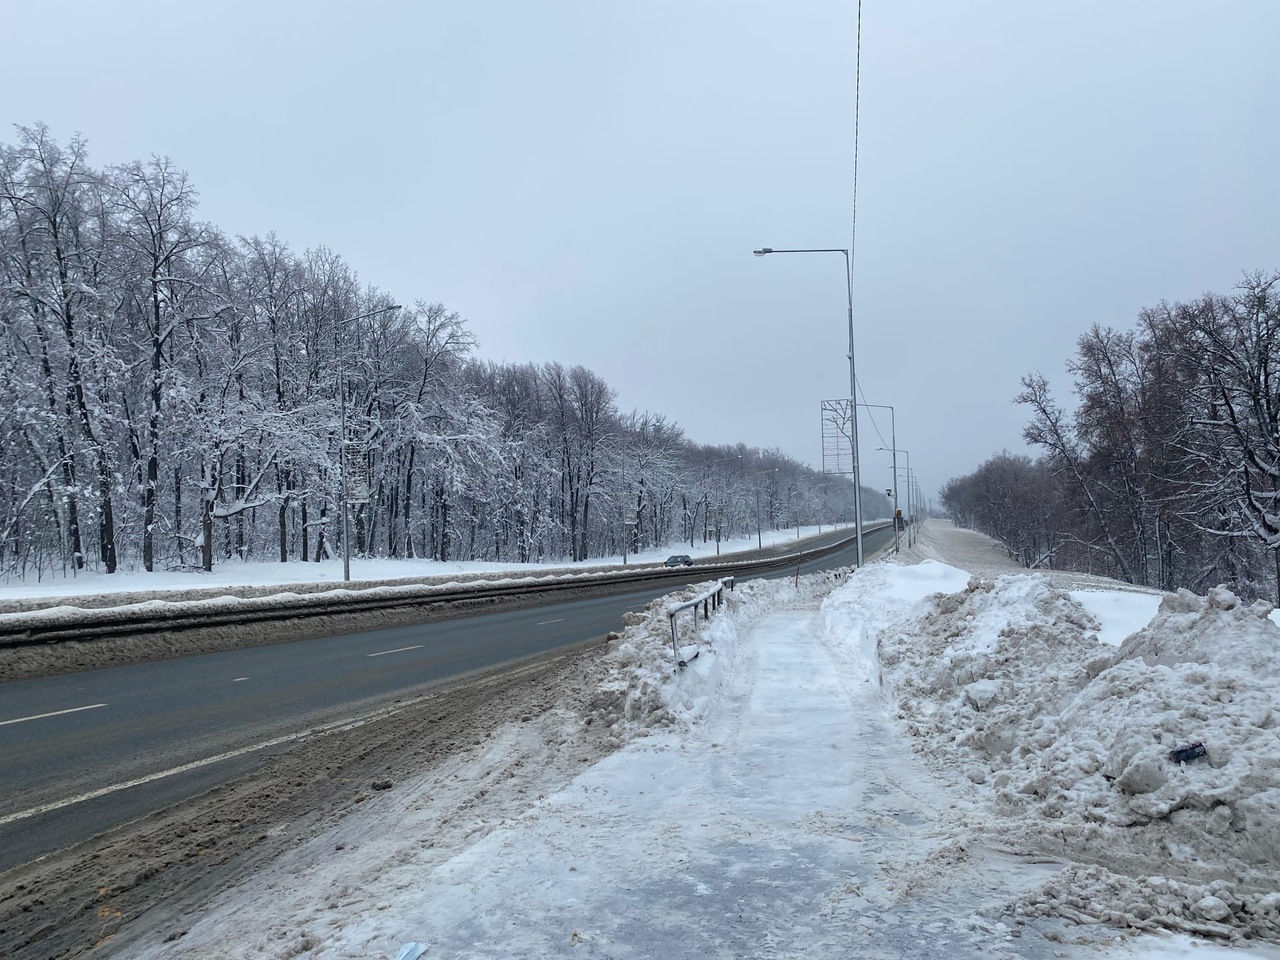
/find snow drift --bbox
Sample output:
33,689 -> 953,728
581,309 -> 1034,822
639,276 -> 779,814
824,566 -> 1280,940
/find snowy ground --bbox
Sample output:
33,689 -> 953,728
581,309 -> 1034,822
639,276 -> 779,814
118,522 -> 1280,960
0,524 -> 859,602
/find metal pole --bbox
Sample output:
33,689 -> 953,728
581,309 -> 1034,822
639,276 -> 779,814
339,341 -> 350,582
889,415 -> 898,553
890,458 -> 914,548
866,406 -> 898,553
752,248 -> 861,566
905,453 -> 913,547
895,444 -> 906,549
905,470 -> 913,547
896,460 -> 914,548
335,303 -> 400,583
911,475 -> 918,547
844,250 -> 864,567
892,455 -> 911,548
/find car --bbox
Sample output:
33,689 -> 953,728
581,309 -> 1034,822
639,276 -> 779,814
664,554 -> 694,568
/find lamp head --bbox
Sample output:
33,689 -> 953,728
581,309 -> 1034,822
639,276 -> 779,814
752,248 -> 773,257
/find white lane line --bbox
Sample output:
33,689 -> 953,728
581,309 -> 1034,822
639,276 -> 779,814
0,703 -> 107,727
0,647 -> 581,829
366,644 -> 424,658
535,618 -> 565,625
0,713 -> 375,828
232,677 -> 249,682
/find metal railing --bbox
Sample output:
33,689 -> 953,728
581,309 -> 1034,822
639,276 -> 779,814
666,577 -> 735,668
0,523 -> 889,650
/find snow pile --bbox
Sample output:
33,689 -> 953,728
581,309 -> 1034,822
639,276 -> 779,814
855,573 -> 1280,938
592,570 -> 850,739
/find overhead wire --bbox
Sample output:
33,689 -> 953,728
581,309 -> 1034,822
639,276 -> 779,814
857,379 -> 891,451
850,0 -> 862,293
849,2 -> 891,468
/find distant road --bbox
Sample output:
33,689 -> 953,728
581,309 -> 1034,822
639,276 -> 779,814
0,524 -> 896,870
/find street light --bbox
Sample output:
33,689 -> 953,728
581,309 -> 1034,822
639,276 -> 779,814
890,457 -> 917,548
862,402 -> 898,553
882,448 -> 912,548
706,454 -> 743,554
753,246 -> 863,566
904,467 -> 918,547
337,303 -> 401,581
622,517 -> 638,565
753,467 -> 779,549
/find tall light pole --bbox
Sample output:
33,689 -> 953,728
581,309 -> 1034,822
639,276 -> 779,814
891,455 -> 916,548
862,402 -> 898,552
886,449 -> 911,548
753,467 -> 779,549
906,467 -> 918,547
753,246 -> 863,566
337,303 -> 400,581
707,454 -> 743,554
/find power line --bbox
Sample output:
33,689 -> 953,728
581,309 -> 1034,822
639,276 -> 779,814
856,380 -> 891,451
851,2 -> 880,470
850,0 -> 862,291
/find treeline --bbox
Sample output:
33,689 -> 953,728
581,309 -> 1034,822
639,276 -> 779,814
942,272 -> 1280,601
0,125 -> 886,579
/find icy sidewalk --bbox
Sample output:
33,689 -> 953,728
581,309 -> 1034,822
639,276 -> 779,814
285,608 -> 1064,959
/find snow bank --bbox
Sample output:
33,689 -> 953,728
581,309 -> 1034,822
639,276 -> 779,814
591,570 -> 851,739
0,524 -> 861,604
831,570 -> 1280,939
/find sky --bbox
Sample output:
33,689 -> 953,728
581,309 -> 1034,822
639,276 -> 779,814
2,0 -> 1276,503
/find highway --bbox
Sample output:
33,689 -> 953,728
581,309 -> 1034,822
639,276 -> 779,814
0,524 -> 896,870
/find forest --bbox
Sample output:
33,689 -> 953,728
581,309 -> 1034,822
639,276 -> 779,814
941,271 -> 1280,602
0,126 -> 887,580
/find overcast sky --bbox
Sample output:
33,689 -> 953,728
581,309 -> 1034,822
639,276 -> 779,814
2,1 -> 1276,502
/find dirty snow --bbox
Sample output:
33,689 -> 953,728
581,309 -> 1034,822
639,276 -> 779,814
119,522 -> 1280,959
837,523 -> 1280,945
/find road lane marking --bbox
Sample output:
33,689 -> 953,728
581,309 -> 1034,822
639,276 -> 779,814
366,644 -> 424,658
0,646 -> 590,829
232,677 -> 249,682
535,618 -> 565,625
0,703 -> 107,727
0,713 -> 377,828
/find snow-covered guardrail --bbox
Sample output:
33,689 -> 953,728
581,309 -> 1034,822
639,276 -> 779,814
0,524 -> 888,649
667,577 -> 735,668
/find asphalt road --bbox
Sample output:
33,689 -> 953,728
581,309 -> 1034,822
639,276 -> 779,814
0,524 -> 897,870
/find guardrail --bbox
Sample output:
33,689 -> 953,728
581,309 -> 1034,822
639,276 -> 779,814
0,523 -> 889,649
667,577 -> 735,668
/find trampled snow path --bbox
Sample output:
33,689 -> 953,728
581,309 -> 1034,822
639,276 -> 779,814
351,609 -> 1057,959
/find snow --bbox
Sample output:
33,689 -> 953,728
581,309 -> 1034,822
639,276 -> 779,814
119,522 -> 1280,958
0,524 -> 859,603
1070,590 -> 1165,647
826,542 -> 1280,941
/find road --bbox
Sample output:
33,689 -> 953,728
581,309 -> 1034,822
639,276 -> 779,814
0,524 -> 896,871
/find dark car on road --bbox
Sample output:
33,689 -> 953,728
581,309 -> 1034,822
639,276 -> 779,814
664,554 -> 694,568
